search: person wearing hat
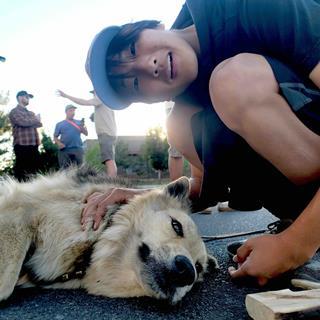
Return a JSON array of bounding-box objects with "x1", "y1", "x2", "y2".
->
[
  {"x1": 56, "y1": 89, "x2": 117, "y2": 177},
  {"x1": 82, "y1": 0, "x2": 320, "y2": 286},
  {"x1": 53, "y1": 104, "x2": 88, "y2": 168},
  {"x1": 9, "y1": 90, "x2": 42, "y2": 181}
]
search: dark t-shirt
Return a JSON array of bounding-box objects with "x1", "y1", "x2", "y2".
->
[
  {"x1": 178, "y1": 0, "x2": 320, "y2": 107},
  {"x1": 172, "y1": 0, "x2": 320, "y2": 218}
]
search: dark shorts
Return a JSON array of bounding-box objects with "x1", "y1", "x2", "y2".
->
[{"x1": 192, "y1": 57, "x2": 320, "y2": 219}]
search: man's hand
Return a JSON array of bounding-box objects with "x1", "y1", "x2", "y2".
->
[
  {"x1": 56, "y1": 141, "x2": 65, "y2": 149},
  {"x1": 56, "y1": 89, "x2": 67, "y2": 98},
  {"x1": 228, "y1": 233, "x2": 312, "y2": 286},
  {"x1": 81, "y1": 188, "x2": 147, "y2": 230}
]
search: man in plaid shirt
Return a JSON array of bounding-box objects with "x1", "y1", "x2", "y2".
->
[{"x1": 9, "y1": 90, "x2": 42, "y2": 181}]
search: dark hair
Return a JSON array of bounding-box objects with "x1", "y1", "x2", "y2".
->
[
  {"x1": 107, "y1": 20, "x2": 160, "y2": 57},
  {"x1": 106, "y1": 20, "x2": 160, "y2": 96}
]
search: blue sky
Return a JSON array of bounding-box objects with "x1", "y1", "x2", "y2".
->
[{"x1": 0, "y1": 0, "x2": 184, "y2": 137}]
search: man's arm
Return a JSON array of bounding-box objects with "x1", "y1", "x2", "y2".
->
[
  {"x1": 309, "y1": 62, "x2": 320, "y2": 88},
  {"x1": 57, "y1": 90, "x2": 99, "y2": 106},
  {"x1": 80, "y1": 125, "x2": 88, "y2": 136},
  {"x1": 53, "y1": 124, "x2": 65, "y2": 149},
  {"x1": 9, "y1": 109, "x2": 42, "y2": 128},
  {"x1": 189, "y1": 164, "x2": 202, "y2": 202},
  {"x1": 53, "y1": 136, "x2": 65, "y2": 149},
  {"x1": 229, "y1": 188, "x2": 320, "y2": 285}
]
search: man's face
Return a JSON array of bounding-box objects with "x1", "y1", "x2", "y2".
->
[
  {"x1": 18, "y1": 95, "x2": 30, "y2": 106},
  {"x1": 66, "y1": 108, "x2": 76, "y2": 119},
  {"x1": 109, "y1": 28, "x2": 198, "y2": 104}
]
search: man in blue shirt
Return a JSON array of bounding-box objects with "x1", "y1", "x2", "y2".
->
[{"x1": 54, "y1": 105, "x2": 88, "y2": 168}]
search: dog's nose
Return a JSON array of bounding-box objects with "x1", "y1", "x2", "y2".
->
[{"x1": 170, "y1": 255, "x2": 195, "y2": 287}]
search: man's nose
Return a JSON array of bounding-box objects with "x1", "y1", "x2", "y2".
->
[{"x1": 136, "y1": 56, "x2": 160, "y2": 78}]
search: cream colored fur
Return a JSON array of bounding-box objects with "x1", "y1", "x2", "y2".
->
[{"x1": 0, "y1": 167, "x2": 216, "y2": 304}]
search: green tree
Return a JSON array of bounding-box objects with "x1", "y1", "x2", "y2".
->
[
  {"x1": 85, "y1": 142, "x2": 104, "y2": 170},
  {"x1": 0, "y1": 91, "x2": 12, "y2": 174},
  {"x1": 39, "y1": 132, "x2": 59, "y2": 173},
  {"x1": 142, "y1": 126, "x2": 169, "y2": 179},
  {"x1": 85, "y1": 140, "x2": 148, "y2": 177}
]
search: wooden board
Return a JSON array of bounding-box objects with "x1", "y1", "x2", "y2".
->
[{"x1": 246, "y1": 288, "x2": 320, "y2": 320}]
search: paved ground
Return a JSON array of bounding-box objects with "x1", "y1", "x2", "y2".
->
[{"x1": 1, "y1": 206, "x2": 319, "y2": 320}]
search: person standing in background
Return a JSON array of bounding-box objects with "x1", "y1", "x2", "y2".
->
[
  {"x1": 9, "y1": 90, "x2": 42, "y2": 181},
  {"x1": 56, "y1": 89, "x2": 117, "y2": 177},
  {"x1": 165, "y1": 101, "x2": 184, "y2": 181},
  {"x1": 54, "y1": 104, "x2": 88, "y2": 168}
]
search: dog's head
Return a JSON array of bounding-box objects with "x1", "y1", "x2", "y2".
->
[{"x1": 93, "y1": 177, "x2": 216, "y2": 304}]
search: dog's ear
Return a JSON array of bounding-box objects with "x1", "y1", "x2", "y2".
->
[{"x1": 164, "y1": 176, "x2": 190, "y2": 201}]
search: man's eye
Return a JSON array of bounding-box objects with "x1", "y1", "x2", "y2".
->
[
  {"x1": 171, "y1": 218, "x2": 184, "y2": 237},
  {"x1": 133, "y1": 77, "x2": 139, "y2": 91},
  {"x1": 129, "y1": 42, "x2": 136, "y2": 56}
]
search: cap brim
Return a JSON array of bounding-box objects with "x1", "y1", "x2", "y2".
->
[
  {"x1": 86, "y1": 26, "x2": 130, "y2": 110},
  {"x1": 28, "y1": 94, "x2": 34, "y2": 99}
]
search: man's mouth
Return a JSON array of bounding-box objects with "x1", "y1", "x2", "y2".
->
[{"x1": 168, "y1": 52, "x2": 176, "y2": 80}]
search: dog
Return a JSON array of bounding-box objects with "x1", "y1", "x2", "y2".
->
[{"x1": 0, "y1": 166, "x2": 217, "y2": 304}]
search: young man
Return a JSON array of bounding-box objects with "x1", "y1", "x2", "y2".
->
[
  {"x1": 9, "y1": 90, "x2": 42, "y2": 181},
  {"x1": 54, "y1": 105, "x2": 88, "y2": 168},
  {"x1": 56, "y1": 89, "x2": 117, "y2": 177},
  {"x1": 83, "y1": 0, "x2": 320, "y2": 285}
]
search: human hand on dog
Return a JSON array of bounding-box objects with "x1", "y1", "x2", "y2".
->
[
  {"x1": 81, "y1": 188, "x2": 147, "y2": 230},
  {"x1": 228, "y1": 233, "x2": 311, "y2": 286}
]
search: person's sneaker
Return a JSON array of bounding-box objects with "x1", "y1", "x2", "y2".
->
[
  {"x1": 198, "y1": 206, "x2": 214, "y2": 214},
  {"x1": 226, "y1": 219, "x2": 293, "y2": 258},
  {"x1": 227, "y1": 240, "x2": 246, "y2": 258},
  {"x1": 266, "y1": 219, "x2": 293, "y2": 234},
  {"x1": 217, "y1": 201, "x2": 235, "y2": 212}
]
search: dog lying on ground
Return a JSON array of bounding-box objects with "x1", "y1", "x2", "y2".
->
[{"x1": 0, "y1": 167, "x2": 217, "y2": 304}]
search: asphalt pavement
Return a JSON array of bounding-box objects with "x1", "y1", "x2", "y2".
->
[{"x1": 1, "y1": 206, "x2": 319, "y2": 320}]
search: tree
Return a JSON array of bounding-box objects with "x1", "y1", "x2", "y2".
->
[
  {"x1": 142, "y1": 126, "x2": 169, "y2": 179},
  {"x1": 0, "y1": 91, "x2": 12, "y2": 174},
  {"x1": 85, "y1": 140, "x2": 148, "y2": 177},
  {"x1": 85, "y1": 142, "x2": 105, "y2": 171},
  {"x1": 39, "y1": 132, "x2": 59, "y2": 173}
]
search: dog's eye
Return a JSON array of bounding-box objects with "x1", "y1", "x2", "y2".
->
[
  {"x1": 171, "y1": 218, "x2": 184, "y2": 237},
  {"x1": 195, "y1": 261, "x2": 203, "y2": 274}
]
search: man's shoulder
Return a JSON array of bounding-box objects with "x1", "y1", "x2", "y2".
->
[
  {"x1": 9, "y1": 105, "x2": 22, "y2": 114},
  {"x1": 55, "y1": 120, "x2": 67, "y2": 127},
  {"x1": 95, "y1": 103, "x2": 114, "y2": 113}
]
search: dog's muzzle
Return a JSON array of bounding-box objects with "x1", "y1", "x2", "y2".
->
[
  {"x1": 150, "y1": 255, "x2": 196, "y2": 300},
  {"x1": 167, "y1": 255, "x2": 195, "y2": 287}
]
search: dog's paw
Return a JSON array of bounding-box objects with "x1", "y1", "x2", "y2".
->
[{"x1": 207, "y1": 254, "x2": 219, "y2": 271}]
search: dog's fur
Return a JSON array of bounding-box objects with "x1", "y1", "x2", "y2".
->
[{"x1": 0, "y1": 167, "x2": 217, "y2": 304}]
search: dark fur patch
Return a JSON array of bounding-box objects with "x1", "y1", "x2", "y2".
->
[{"x1": 71, "y1": 165, "x2": 131, "y2": 187}]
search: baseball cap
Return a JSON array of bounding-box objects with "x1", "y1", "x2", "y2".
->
[
  {"x1": 65, "y1": 104, "x2": 77, "y2": 112},
  {"x1": 86, "y1": 26, "x2": 130, "y2": 110},
  {"x1": 16, "y1": 90, "x2": 34, "y2": 99}
]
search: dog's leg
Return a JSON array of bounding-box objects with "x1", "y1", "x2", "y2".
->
[{"x1": 0, "y1": 220, "x2": 33, "y2": 301}]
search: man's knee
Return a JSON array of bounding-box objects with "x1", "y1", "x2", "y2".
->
[{"x1": 209, "y1": 53, "x2": 278, "y2": 130}]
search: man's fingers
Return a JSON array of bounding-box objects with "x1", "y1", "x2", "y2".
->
[
  {"x1": 236, "y1": 241, "x2": 252, "y2": 262},
  {"x1": 257, "y1": 276, "x2": 269, "y2": 286},
  {"x1": 93, "y1": 215, "x2": 103, "y2": 230},
  {"x1": 228, "y1": 265, "x2": 248, "y2": 278}
]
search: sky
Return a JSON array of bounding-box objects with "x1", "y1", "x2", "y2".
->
[{"x1": 0, "y1": 0, "x2": 184, "y2": 138}]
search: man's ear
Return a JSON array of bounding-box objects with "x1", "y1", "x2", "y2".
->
[{"x1": 164, "y1": 176, "x2": 190, "y2": 202}]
